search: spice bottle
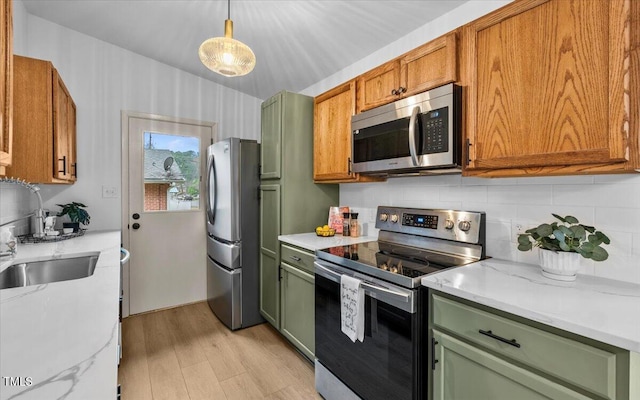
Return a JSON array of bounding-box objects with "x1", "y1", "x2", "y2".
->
[
  {"x1": 350, "y1": 212, "x2": 359, "y2": 237},
  {"x1": 342, "y1": 212, "x2": 350, "y2": 236}
]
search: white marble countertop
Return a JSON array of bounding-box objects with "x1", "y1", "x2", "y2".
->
[
  {"x1": 422, "y1": 259, "x2": 640, "y2": 353},
  {"x1": 278, "y1": 232, "x2": 378, "y2": 252},
  {"x1": 0, "y1": 231, "x2": 121, "y2": 400}
]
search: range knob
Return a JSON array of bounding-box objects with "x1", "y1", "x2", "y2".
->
[
  {"x1": 458, "y1": 221, "x2": 471, "y2": 232},
  {"x1": 444, "y1": 219, "x2": 455, "y2": 230},
  {"x1": 390, "y1": 214, "x2": 399, "y2": 223},
  {"x1": 379, "y1": 213, "x2": 389, "y2": 222}
]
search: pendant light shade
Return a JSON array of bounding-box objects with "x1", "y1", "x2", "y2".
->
[{"x1": 199, "y1": 1, "x2": 256, "y2": 77}]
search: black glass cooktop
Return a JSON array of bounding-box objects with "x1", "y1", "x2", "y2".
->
[{"x1": 317, "y1": 240, "x2": 475, "y2": 288}]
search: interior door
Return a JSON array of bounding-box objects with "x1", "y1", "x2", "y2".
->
[{"x1": 123, "y1": 112, "x2": 215, "y2": 315}]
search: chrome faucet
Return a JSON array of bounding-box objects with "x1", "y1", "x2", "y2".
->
[{"x1": 0, "y1": 177, "x2": 45, "y2": 238}]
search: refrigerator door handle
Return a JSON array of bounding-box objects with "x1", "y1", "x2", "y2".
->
[{"x1": 206, "y1": 153, "x2": 216, "y2": 225}]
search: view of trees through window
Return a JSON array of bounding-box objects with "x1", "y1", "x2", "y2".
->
[{"x1": 143, "y1": 131, "x2": 200, "y2": 211}]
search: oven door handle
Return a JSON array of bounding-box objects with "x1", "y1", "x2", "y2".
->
[
  {"x1": 408, "y1": 105, "x2": 421, "y2": 166},
  {"x1": 315, "y1": 261, "x2": 410, "y2": 303}
]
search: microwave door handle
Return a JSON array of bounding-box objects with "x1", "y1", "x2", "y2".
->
[{"x1": 408, "y1": 106, "x2": 421, "y2": 166}]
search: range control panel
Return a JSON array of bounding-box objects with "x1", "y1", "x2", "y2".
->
[
  {"x1": 375, "y1": 206, "x2": 485, "y2": 245},
  {"x1": 403, "y1": 213, "x2": 438, "y2": 229}
]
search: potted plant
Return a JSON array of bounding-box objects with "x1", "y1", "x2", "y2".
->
[
  {"x1": 517, "y1": 214, "x2": 610, "y2": 281},
  {"x1": 57, "y1": 202, "x2": 90, "y2": 232}
]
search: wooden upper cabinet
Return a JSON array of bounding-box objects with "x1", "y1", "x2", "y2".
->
[
  {"x1": 6, "y1": 56, "x2": 77, "y2": 183},
  {"x1": 53, "y1": 71, "x2": 76, "y2": 181},
  {"x1": 314, "y1": 81, "x2": 382, "y2": 183},
  {"x1": 401, "y1": 32, "x2": 458, "y2": 98},
  {"x1": 462, "y1": 0, "x2": 637, "y2": 176},
  {"x1": 356, "y1": 60, "x2": 401, "y2": 113},
  {"x1": 0, "y1": 0, "x2": 12, "y2": 176},
  {"x1": 356, "y1": 32, "x2": 458, "y2": 113}
]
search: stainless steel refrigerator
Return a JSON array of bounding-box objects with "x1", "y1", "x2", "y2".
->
[{"x1": 206, "y1": 138, "x2": 263, "y2": 330}]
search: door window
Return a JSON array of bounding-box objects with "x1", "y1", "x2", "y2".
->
[{"x1": 142, "y1": 131, "x2": 200, "y2": 212}]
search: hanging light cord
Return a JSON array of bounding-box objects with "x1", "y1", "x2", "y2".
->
[{"x1": 227, "y1": 0, "x2": 230, "y2": 20}]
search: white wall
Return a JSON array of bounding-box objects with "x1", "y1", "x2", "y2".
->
[
  {"x1": 1, "y1": 0, "x2": 263, "y2": 232},
  {"x1": 302, "y1": 0, "x2": 640, "y2": 285}
]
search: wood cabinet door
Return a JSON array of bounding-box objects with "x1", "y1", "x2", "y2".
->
[
  {"x1": 356, "y1": 60, "x2": 401, "y2": 113},
  {"x1": 463, "y1": 0, "x2": 630, "y2": 173},
  {"x1": 260, "y1": 93, "x2": 282, "y2": 180},
  {"x1": 432, "y1": 330, "x2": 590, "y2": 400},
  {"x1": 0, "y1": 0, "x2": 12, "y2": 174},
  {"x1": 313, "y1": 81, "x2": 356, "y2": 181},
  {"x1": 401, "y1": 32, "x2": 457, "y2": 98},
  {"x1": 280, "y1": 261, "x2": 315, "y2": 360},
  {"x1": 259, "y1": 184, "x2": 281, "y2": 329},
  {"x1": 53, "y1": 69, "x2": 74, "y2": 181}
]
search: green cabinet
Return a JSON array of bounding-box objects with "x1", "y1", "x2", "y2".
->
[
  {"x1": 430, "y1": 291, "x2": 635, "y2": 400},
  {"x1": 433, "y1": 330, "x2": 589, "y2": 400},
  {"x1": 259, "y1": 91, "x2": 339, "y2": 330},
  {"x1": 280, "y1": 256, "x2": 315, "y2": 360},
  {"x1": 259, "y1": 184, "x2": 280, "y2": 327}
]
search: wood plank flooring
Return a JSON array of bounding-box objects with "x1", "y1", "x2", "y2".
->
[{"x1": 118, "y1": 302, "x2": 320, "y2": 400}]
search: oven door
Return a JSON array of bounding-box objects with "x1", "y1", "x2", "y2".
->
[{"x1": 314, "y1": 260, "x2": 423, "y2": 400}]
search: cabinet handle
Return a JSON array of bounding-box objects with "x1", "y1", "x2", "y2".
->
[
  {"x1": 465, "y1": 138, "x2": 471, "y2": 166},
  {"x1": 348, "y1": 157, "x2": 352, "y2": 175},
  {"x1": 398, "y1": 86, "x2": 406, "y2": 94},
  {"x1": 58, "y1": 156, "x2": 67, "y2": 175},
  {"x1": 72, "y1": 163, "x2": 77, "y2": 178},
  {"x1": 391, "y1": 88, "x2": 398, "y2": 95},
  {"x1": 478, "y1": 329, "x2": 521, "y2": 348},
  {"x1": 431, "y1": 337, "x2": 439, "y2": 370},
  {"x1": 289, "y1": 255, "x2": 302, "y2": 262}
]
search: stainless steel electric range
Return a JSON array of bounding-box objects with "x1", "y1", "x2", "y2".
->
[{"x1": 314, "y1": 206, "x2": 486, "y2": 400}]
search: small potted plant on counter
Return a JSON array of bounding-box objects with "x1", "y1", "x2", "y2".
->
[
  {"x1": 517, "y1": 214, "x2": 610, "y2": 281},
  {"x1": 57, "y1": 202, "x2": 91, "y2": 233}
]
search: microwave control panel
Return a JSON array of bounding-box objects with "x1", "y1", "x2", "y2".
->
[{"x1": 421, "y1": 107, "x2": 448, "y2": 154}]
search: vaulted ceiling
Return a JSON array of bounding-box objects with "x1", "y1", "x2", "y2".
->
[{"x1": 21, "y1": 0, "x2": 466, "y2": 100}]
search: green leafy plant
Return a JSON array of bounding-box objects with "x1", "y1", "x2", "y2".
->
[
  {"x1": 517, "y1": 214, "x2": 610, "y2": 261},
  {"x1": 57, "y1": 202, "x2": 91, "y2": 226}
]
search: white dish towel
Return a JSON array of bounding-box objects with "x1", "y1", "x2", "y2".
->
[{"x1": 340, "y1": 274, "x2": 365, "y2": 343}]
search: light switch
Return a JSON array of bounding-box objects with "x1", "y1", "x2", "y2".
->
[{"x1": 102, "y1": 186, "x2": 119, "y2": 198}]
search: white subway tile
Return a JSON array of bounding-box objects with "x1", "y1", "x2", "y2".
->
[
  {"x1": 516, "y1": 205, "x2": 595, "y2": 225},
  {"x1": 488, "y1": 185, "x2": 553, "y2": 205},
  {"x1": 440, "y1": 185, "x2": 487, "y2": 203},
  {"x1": 595, "y1": 207, "x2": 640, "y2": 233},
  {"x1": 516, "y1": 175, "x2": 594, "y2": 185},
  {"x1": 594, "y1": 174, "x2": 640, "y2": 185},
  {"x1": 554, "y1": 184, "x2": 640, "y2": 208},
  {"x1": 486, "y1": 219, "x2": 511, "y2": 242}
]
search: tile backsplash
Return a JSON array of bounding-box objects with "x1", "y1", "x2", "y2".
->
[
  {"x1": 0, "y1": 182, "x2": 37, "y2": 236},
  {"x1": 341, "y1": 174, "x2": 640, "y2": 284}
]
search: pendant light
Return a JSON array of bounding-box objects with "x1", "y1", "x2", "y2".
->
[{"x1": 199, "y1": 0, "x2": 256, "y2": 77}]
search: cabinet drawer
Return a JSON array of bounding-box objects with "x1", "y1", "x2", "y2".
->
[
  {"x1": 432, "y1": 294, "x2": 617, "y2": 399},
  {"x1": 280, "y1": 244, "x2": 314, "y2": 274}
]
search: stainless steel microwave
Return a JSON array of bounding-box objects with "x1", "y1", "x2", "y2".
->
[{"x1": 351, "y1": 83, "x2": 462, "y2": 176}]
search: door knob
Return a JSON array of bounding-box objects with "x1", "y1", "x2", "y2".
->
[
  {"x1": 132, "y1": 213, "x2": 140, "y2": 220},
  {"x1": 132, "y1": 223, "x2": 141, "y2": 230}
]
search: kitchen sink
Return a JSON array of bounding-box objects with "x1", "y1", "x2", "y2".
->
[{"x1": 0, "y1": 254, "x2": 98, "y2": 289}]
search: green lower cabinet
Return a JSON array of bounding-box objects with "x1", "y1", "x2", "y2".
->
[
  {"x1": 280, "y1": 262, "x2": 315, "y2": 360},
  {"x1": 432, "y1": 330, "x2": 590, "y2": 400}
]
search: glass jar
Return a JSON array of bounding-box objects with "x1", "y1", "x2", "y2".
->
[
  {"x1": 342, "y1": 212, "x2": 351, "y2": 236},
  {"x1": 350, "y1": 212, "x2": 359, "y2": 237}
]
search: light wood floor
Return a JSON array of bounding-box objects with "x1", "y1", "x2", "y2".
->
[{"x1": 118, "y1": 302, "x2": 321, "y2": 400}]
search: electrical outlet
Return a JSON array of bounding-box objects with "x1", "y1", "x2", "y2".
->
[
  {"x1": 102, "y1": 186, "x2": 119, "y2": 198},
  {"x1": 511, "y1": 219, "x2": 531, "y2": 243}
]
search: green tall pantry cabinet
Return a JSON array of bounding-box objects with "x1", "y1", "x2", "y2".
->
[{"x1": 259, "y1": 91, "x2": 338, "y2": 342}]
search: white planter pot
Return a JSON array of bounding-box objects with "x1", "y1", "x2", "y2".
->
[{"x1": 538, "y1": 249, "x2": 581, "y2": 281}]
